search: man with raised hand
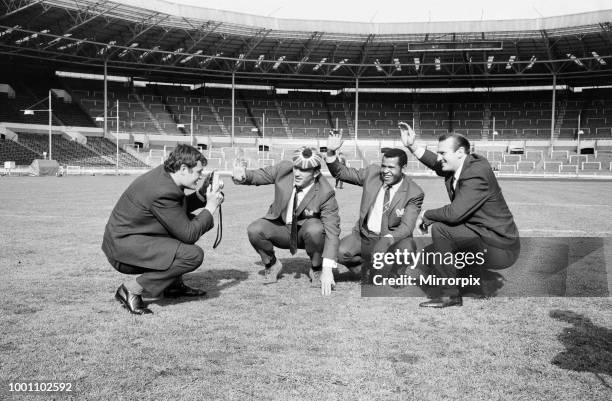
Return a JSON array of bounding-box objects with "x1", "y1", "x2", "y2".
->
[
  {"x1": 398, "y1": 122, "x2": 520, "y2": 308},
  {"x1": 102, "y1": 144, "x2": 224, "y2": 315},
  {"x1": 232, "y1": 147, "x2": 340, "y2": 296},
  {"x1": 325, "y1": 131, "x2": 424, "y2": 283}
]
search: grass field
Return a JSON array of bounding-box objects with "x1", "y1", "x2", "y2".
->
[{"x1": 1, "y1": 174, "x2": 611, "y2": 400}]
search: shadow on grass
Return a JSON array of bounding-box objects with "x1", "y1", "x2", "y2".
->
[
  {"x1": 151, "y1": 269, "x2": 249, "y2": 306},
  {"x1": 255, "y1": 258, "x2": 361, "y2": 283},
  {"x1": 549, "y1": 309, "x2": 612, "y2": 388},
  {"x1": 256, "y1": 257, "x2": 311, "y2": 280}
]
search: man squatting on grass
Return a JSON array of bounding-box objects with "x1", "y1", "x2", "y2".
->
[
  {"x1": 232, "y1": 147, "x2": 340, "y2": 295},
  {"x1": 398, "y1": 122, "x2": 520, "y2": 308},
  {"x1": 102, "y1": 144, "x2": 224, "y2": 315},
  {"x1": 325, "y1": 130, "x2": 424, "y2": 282}
]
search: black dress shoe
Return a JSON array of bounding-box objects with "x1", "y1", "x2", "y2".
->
[
  {"x1": 115, "y1": 285, "x2": 153, "y2": 315},
  {"x1": 164, "y1": 282, "x2": 207, "y2": 298},
  {"x1": 419, "y1": 296, "x2": 463, "y2": 308}
]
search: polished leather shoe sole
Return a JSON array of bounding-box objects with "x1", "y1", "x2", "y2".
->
[
  {"x1": 115, "y1": 286, "x2": 153, "y2": 315},
  {"x1": 419, "y1": 297, "x2": 463, "y2": 308}
]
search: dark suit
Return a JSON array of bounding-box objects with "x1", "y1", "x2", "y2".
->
[
  {"x1": 241, "y1": 160, "x2": 340, "y2": 266},
  {"x1": 335, "y1": 154, "x2": 347, "y2": 189},
  {"x1": 327, "y1": 158, "x2": 424, "y2": 276},
  {"x1": 102, "y1": 165, "x2": 214, "y2": 296},
  {"x1": 419, "y1": 150, "x2": 520, "y2": 296}
]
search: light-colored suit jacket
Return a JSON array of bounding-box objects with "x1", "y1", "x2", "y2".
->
[
  {"x1": 327, "y1": 158, "x2": 424, "y2": 240},
  {"x1": 241, "y1": 160, "x2": 340, "y2": 260}
]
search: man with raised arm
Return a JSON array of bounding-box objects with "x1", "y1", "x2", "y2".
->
[
  {"x1": 325, "y1": 131, "x2": 424, "y2": 282},
  {"x1": 232, "y1": 147, "x2": 340, "y2": 296},
  {"x1": 102, "y1": 144, "x2": 224, "y2": 315},
  {"x1": 398, "y1": 122, "x2": 520, "y2": 308}
]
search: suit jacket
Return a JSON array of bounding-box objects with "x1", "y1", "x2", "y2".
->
[
  {"x1": 101, "y1": 165, "x2": 214, "y2": 270},
  {"x1": 327, "y1": 158, "x2": 424, "y2": 240},
  {"x1": 419, "y1": 150, "x2": 520, "y2": 249},
  {"x1": 241, "y1": 160, "x2": 340, "y2": 260}
]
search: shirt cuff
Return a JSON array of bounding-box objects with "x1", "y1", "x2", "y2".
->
[
  {"x1": 322, "y1": 258, "x2": 337, "y2": 269},
  {"x1": 413, "y1": 147, "x2": 426, "y2": 159},
  {"x1": 325, "y1": 155, "x2": 337, "y2": 163}
]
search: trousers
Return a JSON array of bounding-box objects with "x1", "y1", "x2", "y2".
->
[
  {"x1": 109, "y1": 242, "x2": 204, "y2": 297},
  {"x1": 338, "y1": 230, "x2": 417, "y2": 281},
  {"x1": 426, "y1": 222, "x2": 520, "y2": 296},
  {"x1": 247, "y1": 218, "x2": 325, "y2": 266}
]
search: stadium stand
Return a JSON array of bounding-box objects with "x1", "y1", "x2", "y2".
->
[
  {"x1": 0, "y1": 138, "x2": 40, "y2": 166},
  {"x1": 0, "y1": 3, "x2": 610, "y2": 175},
  {"x1": 2, "y1": 74, "x2": 612, "y2": 175}
]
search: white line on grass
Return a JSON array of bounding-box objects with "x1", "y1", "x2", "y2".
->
[
  {"x1": 520, "y1": 229, "x2": 612, "y2": 235},
  {"x1": 508, "y1": 202, "x2": 611, "y2": 208}
]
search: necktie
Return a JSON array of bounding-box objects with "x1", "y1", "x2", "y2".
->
[
  {"x1": 380, "y1": 185, "x2": 391, "y2": 233},
  {"x1": 289, "y1": 187, "x2": 301, "y2": 255},
  {"x1": 449, "y1": 176, "x2": 456, "y2": 200}
]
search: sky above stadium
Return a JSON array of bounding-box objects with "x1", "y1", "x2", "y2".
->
[{"x1": 170, "y1": 0, "x2": 609, "y2": 23}]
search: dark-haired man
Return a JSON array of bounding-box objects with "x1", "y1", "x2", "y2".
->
[
  {"x1": 233, "y1": 146, "x2": 340, "y2": 296},
  {"x1": 399, "y1": 122, "x2": 520, "y2": 308},
  {"x1": 325, "y1": 131, "x2": 424, "y2": 281},
  {"x1": 102, "y1": 144, "x2": 224, "y2": 315}
]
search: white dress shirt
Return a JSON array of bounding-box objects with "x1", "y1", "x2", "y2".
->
[
  {"x1": 285, "y1": 182, "x2": 314, "y2": 224},
  {"x1": 452, "y1": 157, "x2": 466, "y2": 190},
  {"x1": 413, "y1": 147, "x2": 464, "y2": 190},
  {"x1": 367, "y1": 179, "x2": 403, "y2": 234}
]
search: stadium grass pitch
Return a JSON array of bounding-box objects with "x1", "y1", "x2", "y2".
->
[{"x1": 1, "y1": 175, "x2": 611, "y2": 400}]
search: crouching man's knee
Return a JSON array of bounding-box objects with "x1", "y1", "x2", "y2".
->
[
  {"x1": 247, "y1": 219, "x2": 265, "y2": 244},
  {"x1": 301, "y1": 219, "x2": 324, "y2": 241},
  {"x1": 176, "y1": 243, "x2": 204, "y2": 272}
]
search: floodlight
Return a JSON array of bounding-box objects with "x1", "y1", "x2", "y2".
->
[
  {"x1": 332, "y1": 59, "x2": 348, "y2": 72},
  {"x1": 374, "y1": 59, "x2": 383, "y2": 72},
  {"x1": 592, "y1": 51, "x2": 606, "y2": 65},
  {"x1": 272, "y1": 56, "x2": 286, "y2": 70},
  {"x1": 313, "y1": 58, "x2": 327, "y2": 71}
]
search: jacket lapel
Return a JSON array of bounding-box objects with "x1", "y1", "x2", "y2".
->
[
  {"x1": 278, "y1": 175, "x2": 294, "y2": 216},
  {"x1": 387, "y1": 178, "x2": 409, "y2": 213}
]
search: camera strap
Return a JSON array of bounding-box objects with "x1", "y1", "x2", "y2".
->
[{"x1": 213, "y1": 196, "x2": 223, "y2": 249}]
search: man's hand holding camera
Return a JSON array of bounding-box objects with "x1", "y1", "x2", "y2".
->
[{"x1": 199, "y1": 170, "x2": 224, "y2": 214}]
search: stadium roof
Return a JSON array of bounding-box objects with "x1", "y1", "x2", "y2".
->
[{"x1": 1, "y1": 0, "x2": 611, "y2": 88}]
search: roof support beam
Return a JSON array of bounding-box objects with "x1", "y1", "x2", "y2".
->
[
  {"x1": 171, "y1": 21, "x2": 223, "y2": 66},
  {"x1": 232, "y1": 28, "x2": 270, "y2": 71},
  {"x1": 0, "y1": 0, "x2": 43, "y2": 21},
  {"x1": 293, "y1": 31, "x2": 323, "y2": 74},
  {"x1": 355, "y1": 33, "x2": 375, "y2": 76}
]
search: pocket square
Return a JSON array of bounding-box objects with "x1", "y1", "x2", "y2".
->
[
  {"x1": 395, "y1": 208, "x2": 405, "y2": 217},
  {"x1": 304, "y1": 209, "x2": 314, "y2": 217}
]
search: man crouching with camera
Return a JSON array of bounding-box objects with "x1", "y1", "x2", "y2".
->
[{"x1": 102, "y1": 144, "x2": 224, "y2": 315}]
